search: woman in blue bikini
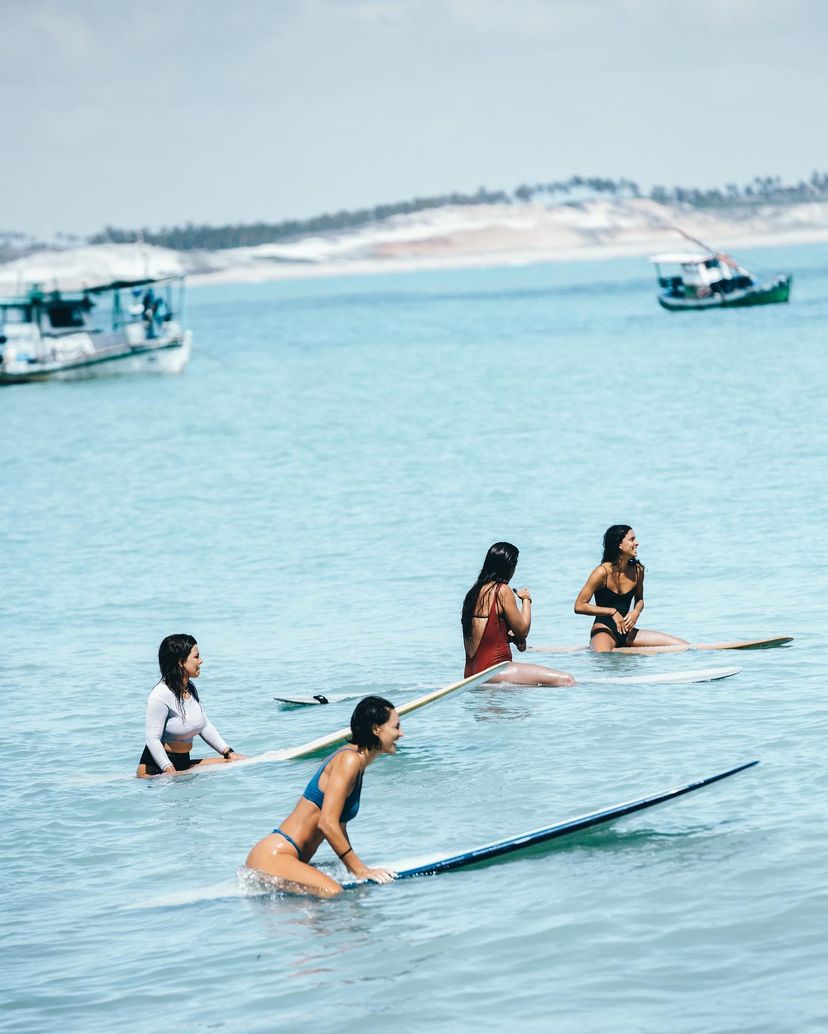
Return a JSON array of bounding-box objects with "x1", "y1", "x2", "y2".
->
[
  {"x1": 574, "y1": 525, "x2": 687, "y2": 652},
  {"x1": 245, "y1": 696, "x2": 402, "y2": 896}
]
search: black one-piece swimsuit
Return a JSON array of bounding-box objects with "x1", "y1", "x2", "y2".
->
[{"x1": 591, "y1": 570, "x2": 637, "y2": 646}]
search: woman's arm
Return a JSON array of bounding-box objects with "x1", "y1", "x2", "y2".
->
[
  {"x1": 499, "y1": 585, "x2": 532, "y2": 638},
  {"x1": 574, "y1": 567, "x2": 625, "y2": 633},
  {"x1": 198, "y1": 709, "x2": 244, "y2": 760},
  {"x1": 574, "y1": 567, "x2": 613, "y2": 616},
  {"x1": 317, "y1": 753, "x2": 394, "y2": 884},
  {"x1": 145, "y1": 692, "x2": 175, "y2": 774}
]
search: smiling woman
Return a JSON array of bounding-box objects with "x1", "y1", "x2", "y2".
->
[
  {"x1": 135, "y1": 634, "x2": 246, "y2": 777},
  {"x1": 243, "y1": 696, "x2": 403, "y2": 896},
  {"x1": 574, "y1": 526, "x2": 688, "y2": 652}
]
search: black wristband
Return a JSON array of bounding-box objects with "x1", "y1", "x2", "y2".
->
[
  {"x1": 337, "y1": 846, "x2": 354, "y2": 860},
  {"x1": 222, "y1": 747, "x2": 234, "y2": 758}
]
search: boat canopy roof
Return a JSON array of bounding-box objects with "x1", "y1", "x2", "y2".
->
[
  {"x1": 649, "y1": 252, "x2": 713, "y2": 265},
  {"x1": 0, "y1": 243, "x2": 185, "y2": 299}
]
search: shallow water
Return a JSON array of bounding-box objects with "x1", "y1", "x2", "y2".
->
[{"x1": 2, "y1": 243, "x2": 827, "y2": 1032}]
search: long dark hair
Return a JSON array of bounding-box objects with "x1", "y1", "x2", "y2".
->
[
  {"x1": 601, "y1": 525, "x2": 643, "y2": 571},
  {"x1": 158, "y1": 633, "x2": 199, "y2": 705},
  {"x1": 349, "y1": 696, "x2": 395, "y2": 751},
  {"x1": 461, "y1": 541, "x2": 519, "y2": 640}
]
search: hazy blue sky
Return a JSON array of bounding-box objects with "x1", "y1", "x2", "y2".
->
[{"x1": 3, "y1": 0, "x2": 826, "y2": 237}]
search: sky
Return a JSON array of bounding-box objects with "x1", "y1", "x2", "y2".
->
[{"x1": 3, "y1": 0, "x2": 827, "y2": 237}]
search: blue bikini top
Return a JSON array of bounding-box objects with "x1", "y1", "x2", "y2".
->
[{"x1": 302, "y1": 746, "x2": 364, "y2": 822}]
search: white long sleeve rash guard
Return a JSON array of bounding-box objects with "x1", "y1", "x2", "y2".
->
[{"x1": 144, "y1": 681, "x2": 230, "y2": 772}]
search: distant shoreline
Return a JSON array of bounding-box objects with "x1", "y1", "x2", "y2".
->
[
  {"x1": 4, "y1": 197, "x2": 828, "y2": 294},
  {"x1": 186, "y1": 198, "x2": 828, "y2": 286}
]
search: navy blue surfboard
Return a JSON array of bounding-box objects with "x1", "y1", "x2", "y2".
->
[{"x1": 346, "y1": 761, "x2": 758, "y2": 886}]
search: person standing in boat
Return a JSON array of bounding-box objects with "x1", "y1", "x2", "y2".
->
[
  {"x1": 574, "y1": 525, "x2": 687, "y2": 652},
  {"x1": 136, "y1": 634, "x2": 246, "y2": 777},
  {"x1": 462, "y1": 542, "x2": 574, "y2": 686}
]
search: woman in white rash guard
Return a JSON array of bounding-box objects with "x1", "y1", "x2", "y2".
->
[{"x1": 136, "y1": 634, "x2": 246, "y2": 777}]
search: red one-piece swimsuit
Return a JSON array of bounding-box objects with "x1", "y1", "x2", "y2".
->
[{"x1": 464, "y1": 586, "x2": 513, "y2": 677}]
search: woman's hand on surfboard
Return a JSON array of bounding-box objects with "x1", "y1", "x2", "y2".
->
[
  {"x1": 224, "y1": 751, "x2": 247, "y2": 761},
  {"x1": 354, "y1": 866, "x2": 396, "y2": 884}
]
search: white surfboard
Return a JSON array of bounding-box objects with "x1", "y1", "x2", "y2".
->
[
  {"x1": 273, "y1": 665, "x2": 741, "y2": 705},
  {"x1": 529, "y1": 636, "x2": 793, "y2": 656},
  {"x1": 168, "y1": 662, "x2": 510, "y2": 775}
]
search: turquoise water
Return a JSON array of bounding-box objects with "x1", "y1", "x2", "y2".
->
[{"x1": 2, "y1": 243, "x2": 826, "y2": 1033}]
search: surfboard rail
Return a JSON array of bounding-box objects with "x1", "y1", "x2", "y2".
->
[
  {"x1": 343, "y1": 760, "x2": 759, "y2": 886},
  {"x1": 274, "y1": 661, "x2": 509, "y2": 761},
  {"x1": 274, "y1": 665, "x2": 741, "y2": 705},
  {"x1": 179, "y1": 662, "x2": 511, "y2": 773},
  {"x1": 529, "y1": 636, "x2": 792, "y2": 656}
]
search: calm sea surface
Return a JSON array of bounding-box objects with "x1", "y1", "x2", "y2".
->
[{"x1": 2, "y1": 244, "x2": 826, "y2": 1033}]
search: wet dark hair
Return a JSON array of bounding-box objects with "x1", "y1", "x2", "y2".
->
[
  {"x1": 349, "y1": 696, "x2": 395, "y2": 751},
  {"x1": 461, "y1": 541, "x2": 519, "y2": 640},
  {"x1": 601, "y1": 525, "x2": 643, "y2": 569},
  {"x1": 158, "y1": 633, "x2": 200, "y2": 705}
]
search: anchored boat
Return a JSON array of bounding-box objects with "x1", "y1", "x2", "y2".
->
[
  {"x1": 650, "y1": 229, "x2": 791, "y2": 312},
  {"x1": 0, "y1": 246, "x2": 192, "y2": 385}
]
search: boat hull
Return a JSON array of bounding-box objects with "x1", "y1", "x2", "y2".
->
[
  {"x1": 0, "y1": 332, "x2": 191, "y2": 385},
  {"x1": 658, "y1": 275, "x2": 792, "y2": 312}
]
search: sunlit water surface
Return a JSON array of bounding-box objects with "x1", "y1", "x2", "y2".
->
[{"x1": 2, "y1": 244, "x2": 827, "y2": 1033}]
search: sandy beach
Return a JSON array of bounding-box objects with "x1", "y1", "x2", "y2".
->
[
  {"x1": 3, "y1": 197, "x2": 828, "y2": 294},
  {"x1": 184, "y1": 197, "x2": 828, "y2": 286}
]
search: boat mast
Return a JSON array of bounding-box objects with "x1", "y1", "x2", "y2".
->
[{"x1": 673, "y1": 226, "x2": 751, "y2": 277}]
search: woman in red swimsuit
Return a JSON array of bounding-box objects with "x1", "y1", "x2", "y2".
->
[{"x1": 462, "y1": 542, "x2": 574, "y2": 686}]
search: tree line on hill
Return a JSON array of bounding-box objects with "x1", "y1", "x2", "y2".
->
[{"x1": 36, "y1": 171, "x2": 828, "y2": 254}]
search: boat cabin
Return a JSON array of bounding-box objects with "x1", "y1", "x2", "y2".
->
[
  {"x1": 650, "y1": 252, "x2": 753, "y2": 301},
  {"x1": 0, "y1": 275, "x2": 189, "y2": 383}
]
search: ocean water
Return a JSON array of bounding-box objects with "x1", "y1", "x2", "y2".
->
[{"x1": 1, "y1": 243, "x2": 826, "y2": 1033}]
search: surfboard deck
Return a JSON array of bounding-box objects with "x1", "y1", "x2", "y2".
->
[
  {"x1": 274, "y1": 665, "x2": 741, "y2": 705},
  {"x1": 342, "y1": 760, "x2": 759, "y2": 887},
  {"x1": 529, "y1": 636, "x2": 793, "y2": 656},
  {"x1": 175, "y1": 662, "x2": 510, "y2": 774}
]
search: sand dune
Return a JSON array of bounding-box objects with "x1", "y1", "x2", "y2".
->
[{"x1": 3, "y1": 198, "x2": 827, "y2": 292}]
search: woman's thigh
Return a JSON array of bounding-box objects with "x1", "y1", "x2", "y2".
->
[
  {"x1": 488, "y1": 663, "x2": 575, "y2": 687},
  {"x1": 249, "y1": 854, "x2": 342, "y2": 896},
  {"x1": 245, "y1": 836, "x2": 343, "y2": 896},
  {"x1": 589, "y1": 630, "x2": 617, "y2": 652},
  {"x1": 628, "y1": 628, "x2": 688, "y2": 646}
]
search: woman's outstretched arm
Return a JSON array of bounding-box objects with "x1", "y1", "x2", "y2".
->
[{"x1": 317, "y1": 753, "x2": 394, "y2": 884}]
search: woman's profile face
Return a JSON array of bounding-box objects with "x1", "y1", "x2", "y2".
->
[
  {"x1": 181, "y1": 644, "x2": 202, "y2": 680},
  {"x1": 621, "y1": 529, "x2": 638, "y2": 556},
  {"x1": 373, "y1": 710, "x2": 403, "y2": 754}
]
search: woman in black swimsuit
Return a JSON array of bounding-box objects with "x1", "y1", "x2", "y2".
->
[{"x1": 574, "y1": 525, "x2": 688, "y2": 652}]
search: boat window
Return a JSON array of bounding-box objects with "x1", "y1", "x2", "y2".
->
[
  {"x1": 0, "y1": 305, "x2": 32, "y2": 323},
  {"x1": 47, "y1": 303, "x2": 86, "y2": 328}
]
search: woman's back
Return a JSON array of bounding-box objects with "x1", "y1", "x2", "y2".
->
[{"x1": 464, "y1": 583, "x2": 512, "y2": 676}]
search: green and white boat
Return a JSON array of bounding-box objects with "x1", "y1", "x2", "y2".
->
[{"x1": 650, "y1": 231, "x2": 791, "y2": 311}]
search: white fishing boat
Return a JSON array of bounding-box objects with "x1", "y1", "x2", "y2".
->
[{"x1": 0, "y1": 245, "x2": 192, "y2": 385}]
